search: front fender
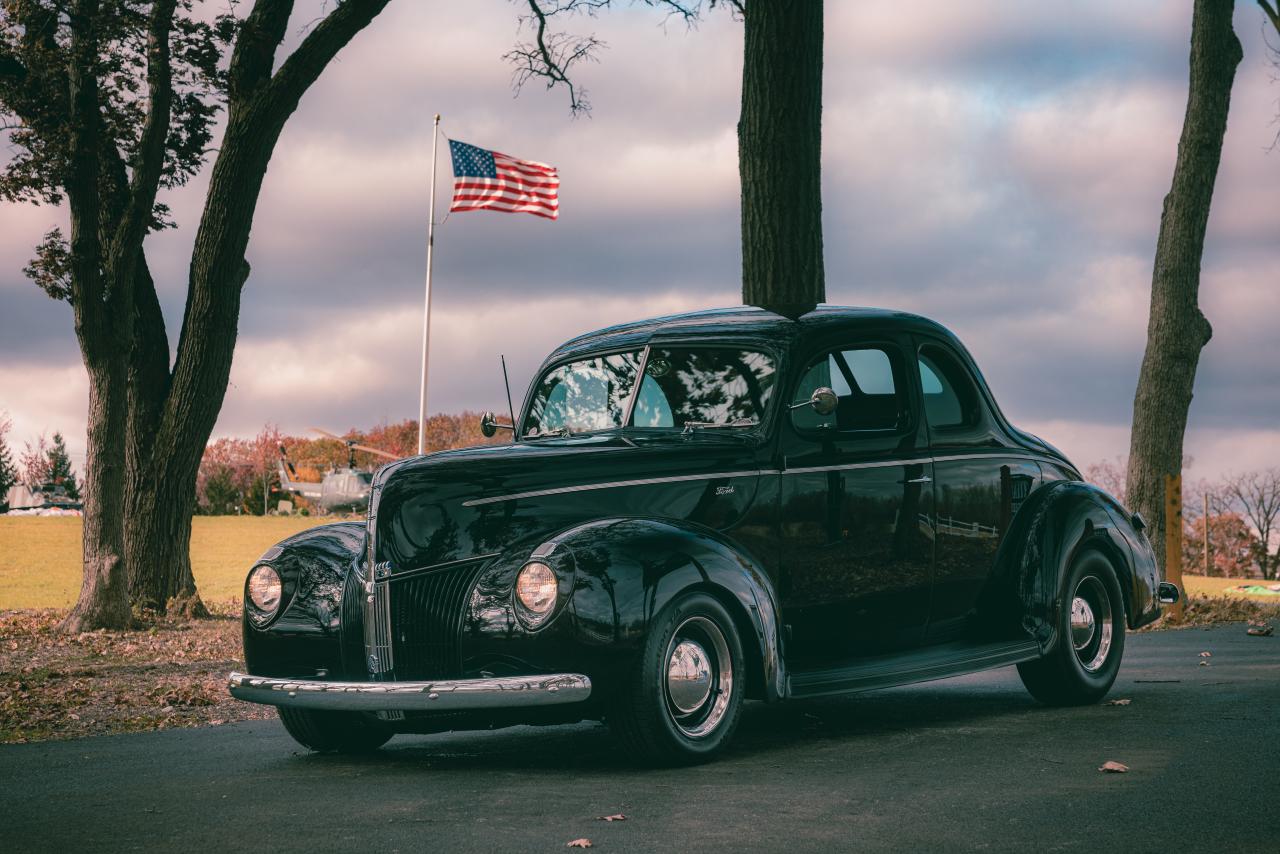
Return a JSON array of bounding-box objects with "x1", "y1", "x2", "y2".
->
[
  {"x1": 241, "y1": 521, "x2": 365, "y2": 678},
  {"x1": 981, "y1": 481, "x2": 1160, "y2": 653},
  {"x1": 462, "y1": 517, "x2": 785, "y2": 702}
]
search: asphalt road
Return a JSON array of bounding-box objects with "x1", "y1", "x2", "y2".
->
[{"x1": 3, "y1": 626, "x2": 1277, "y2": 853}]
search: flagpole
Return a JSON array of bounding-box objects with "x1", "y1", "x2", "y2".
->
[{"x1": 417, "y1": 114, "x2": 441, "y2": 456}]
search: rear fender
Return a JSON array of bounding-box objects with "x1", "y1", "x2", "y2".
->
[{"x1": 983, "y1": 481, "x2": 1159, "y2": 653}]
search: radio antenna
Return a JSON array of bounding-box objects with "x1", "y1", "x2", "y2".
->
[{"x1": 501, "y1": 354, "x2": 518, "y2": 442}]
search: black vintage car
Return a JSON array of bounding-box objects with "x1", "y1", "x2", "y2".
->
[{"x1": 229, "y1": 306, "x2": 1178, "y2": 763}]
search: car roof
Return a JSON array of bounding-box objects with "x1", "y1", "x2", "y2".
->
[{"x1": 544, "y1": 305, "x2": 955, "y2": 364}]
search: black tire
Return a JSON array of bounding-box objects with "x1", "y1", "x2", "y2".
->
[
  {"x1": 278, "y1": 707, "x2": 392, "y2": 753},
  {"x1": 609, "y1": 592, "x2": 745, "y2": 765},
  {"x1": 1018, "y1": 548, "x2": 1126, "y2": 706}
]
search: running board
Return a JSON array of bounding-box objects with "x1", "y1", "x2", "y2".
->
[{"x1": 787, "y1": 640, "x2": 1042, "y2": 699}]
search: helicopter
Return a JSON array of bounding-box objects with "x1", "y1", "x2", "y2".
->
[{"x1": 276, "y1": 428, "x2": 400, "y2": 514}]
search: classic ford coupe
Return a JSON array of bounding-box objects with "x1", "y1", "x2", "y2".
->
[{"x1": 229, "y1": 306, "x2": 1178, "y2": 763}]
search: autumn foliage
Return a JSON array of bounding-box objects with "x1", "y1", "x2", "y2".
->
[{"x1": 195, "y1": 414, "x2": 502, "y2": 515}]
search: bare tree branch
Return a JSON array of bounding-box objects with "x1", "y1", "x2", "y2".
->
[
  {"x1": 1220, "y1": 468, "x2": 1280, "y2": 578},
  {"x1": 112, "y1": 0, "x2": 178, "y2": 270},
  {"x1": 267, "y1": 0, "x2": 392, "y2": 113},
  {"x1": 506, "y1": 0, "x2": 735, "y2": 115},
  {"x1": 228, "y1": 0, "x2": 295, "y2": 98},
  {"x1": 65, "y1": 0, "x2": 106, "y2": 337},
  {"x1": 506, "y1": 0, "x2": 602, "y2": 116},
  {"x1": 1259, "y1": 0, "x2": 1280, "y2": 34}
]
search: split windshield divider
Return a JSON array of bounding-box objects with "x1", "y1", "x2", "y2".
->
[{"x1": 619, "y1": 344, "x2": 652, "y2": 431}]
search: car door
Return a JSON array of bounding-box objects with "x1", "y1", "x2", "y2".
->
[
  {"x1": 778, "y1": 335, "x2": 934, "y2": 667},
  {"x1": 916, "y1": 337, "x2": 1041, "y2": 644}
]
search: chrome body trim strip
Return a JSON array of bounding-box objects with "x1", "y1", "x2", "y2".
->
[
  {"x1": 462, "y1": 469, "x2": 768, "y2": 507},
  {"x1": 459, "y1": 451, "x2": 1063, "y2": 507},
  {"x1": 782, "y1": 458, "x2": 923, "y2": 476},
  {"x1": 930, "y1": 452, "x2": 1048, "y2": 465},
  {"x1": 228, "y1": 671, "x2": 591, "y2": 712}
]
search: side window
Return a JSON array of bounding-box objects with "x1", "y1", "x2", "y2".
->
[
  {"x1": 918, "y1": 345, "x2": 981, "y2": 430},
  {"x1": 792, "y1": 346, "x2": 905, "y2": 433}
]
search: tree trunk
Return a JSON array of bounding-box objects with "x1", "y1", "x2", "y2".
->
[
  {"x1": 126, "y1": 468, "x2": 204, "y2": 615},
  {"x1": 61, "y1": 0, "x2": 133, "y2": 631},
  {"x1": 62, "y1": 358, "x2": 133, "y2": 632},
  {"x1": 739, "y1": 0, "x2": 824, "y2": 318},
  {"x1": 1126, "y1": 0, "x2": 1242, "y2": 571}
]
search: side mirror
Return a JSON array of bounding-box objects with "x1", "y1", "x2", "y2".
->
[
  {"x1": 790, "y1": 387, "x2": 839, "y2": 416},
  {"x1": 480, "y1": 411, "x2": 514, "y2": 438}
]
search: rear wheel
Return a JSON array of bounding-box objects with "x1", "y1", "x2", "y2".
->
[
  {"x1": 278, "y1": 707, "x2": 392, "y2": 753},
  {"x1": 1018, "y1": 548, "x2": 1126, "y2": 705},
  {"x1": 609, "y1": 592, "x2": 744, "y2": 765}
]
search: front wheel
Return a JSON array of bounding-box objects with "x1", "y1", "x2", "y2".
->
[
  {"x1": 609, "y1": 592, "x2": 745, "y2": 765},
  {"x1": 1018, "y1": 548, "x2": 1126, "y2": 706},
  {"x1": 278, "y1": 707, "x2": 392, "y2": 753}
]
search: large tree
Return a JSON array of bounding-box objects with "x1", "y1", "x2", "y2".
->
[
  {"x1": 1, "y1": 0, "x2": 394, "y2": 630},
  {"x1": 515, "y1": 0, "x2": 824, "y2": 316},
  {"x1": 1125, "y1": 0, "x2": 1242, "y2": 571}
]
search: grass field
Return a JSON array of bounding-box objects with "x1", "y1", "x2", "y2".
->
[
  {"x1": 1, "y1": 516, "x2": 1277, "y2": 610},
  {"x1": 0, "y1": 516, "x2": 333, "y2": 609}
]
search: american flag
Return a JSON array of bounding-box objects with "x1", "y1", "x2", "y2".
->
[{"x1": 448, "y1": 139, "x2": 559, "y2": 220}]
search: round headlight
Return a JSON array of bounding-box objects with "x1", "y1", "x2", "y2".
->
[
  {"x1": 247, "y1": 564, "x2": 282, "y2": 622},
  {"x1": 515, "y1": 561, "x2": 557, "y2": 617}
]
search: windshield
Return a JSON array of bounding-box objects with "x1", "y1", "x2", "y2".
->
[
  {"x1": 523, "y1": 346, "x2": 777, "y2": 437},
  {"x1": 631, "y1": 347, "x2": 777, "y2": 430},
  {"x1": 523, "y1": 351, "x2": 643, "y2": 437}
]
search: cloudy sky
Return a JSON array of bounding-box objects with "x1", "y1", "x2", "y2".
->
[{"x1": 1, "y1": 0, "x2": 1277, "y2": 482}]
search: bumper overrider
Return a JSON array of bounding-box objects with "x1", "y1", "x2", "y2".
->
[{"x1": 227, "y1": 672, "x2": 592, "y2": 712}]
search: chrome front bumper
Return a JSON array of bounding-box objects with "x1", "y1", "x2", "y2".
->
[{"x1": 227, "y1": 671, "x2": 591, "y2": 712}]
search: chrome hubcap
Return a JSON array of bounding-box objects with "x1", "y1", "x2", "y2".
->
[
  {"x1": 1070, "y1": 597, "x2": 1096, "y2": 650},
  {"x1": 1071, "y1": 576, "x2": 1113, "y2": 673},
  {"x1": 666, "y1": 640, "x2": 712, "y2": 714},
  {"x1": 664, "y1": 616, "x2": 733, "y2": 738}
]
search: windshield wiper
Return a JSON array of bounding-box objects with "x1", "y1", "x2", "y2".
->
[
  {"x1": 524, "y1": 426, "x2": 576, "y2": 440},
  {"x1": 681, "y1": 418, "x2": 759, "y2": 435}
]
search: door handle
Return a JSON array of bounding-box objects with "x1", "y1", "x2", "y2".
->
[{"x1": 901, "y1": 475, "x2": 932, "y2": 484}]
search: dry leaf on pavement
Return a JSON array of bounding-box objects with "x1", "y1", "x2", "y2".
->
[
  {"x1": 566, "y1": 840, "x2": 592, "y2": 849},
  {"x1": 599, "y1": 814, "x2": 627, "y2": 822},
  {"x1": 1104, "y1": 698, "x2": 1131, "y2": 706},
  {"x1": 1098, "y1": 761, "x2": 1129, "y2": 773},
  {"x1": 1199, "y1": 651, "x2": 1212, "y2": 657}
]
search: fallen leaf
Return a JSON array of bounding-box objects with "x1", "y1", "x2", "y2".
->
[
  {"x1": 1198, "y1": 661, "x2": 1209, "y2": 667},
  {"x1": 599, "y1": 814, "x2": 626, "y2": 822},
  {"x1": 1199, "y1": 651, "x2": 1212, "y2": 658},
  {"x1": 1098, "y1": 761, "x2": 1129, "y2": 773},
  {"x1": 1104, "y1": 699, "x2": 1131, "y2": 706},
  {"x1": 566, "y1": 840, "x2": 592, "y2": 849}
]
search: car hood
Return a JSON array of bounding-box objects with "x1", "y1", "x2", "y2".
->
[{"x1": 369, "y1": 433, "x2": 765, "y2": 573}]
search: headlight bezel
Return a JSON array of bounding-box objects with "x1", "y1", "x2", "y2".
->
[
  {"x1": 512, "y1": 560, "x2": 560, "y2": 629},
  {"x1": 245, "y1": 563, "x2": 284, "y2": 627}
]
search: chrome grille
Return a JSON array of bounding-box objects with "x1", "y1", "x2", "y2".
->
[
  {"x1": 389, "y1": 562, "x2": 484, "y2": 681},
  {"x1": 362, "y1": 471, "x2": 394, "y2": 677}
]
